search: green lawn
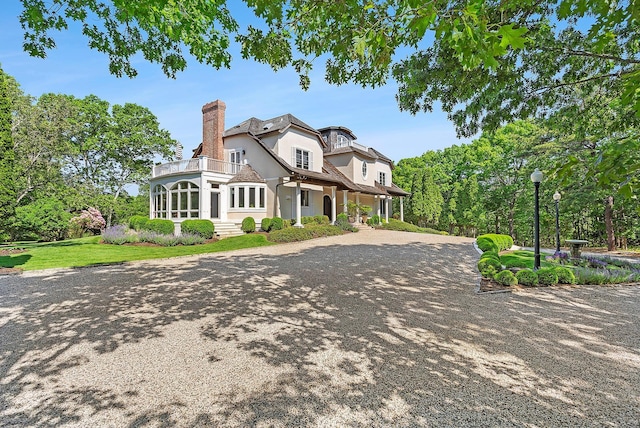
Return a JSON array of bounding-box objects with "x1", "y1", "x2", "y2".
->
[{"x1": 0, "y1": 234, "x2": 275, "y2": 271}]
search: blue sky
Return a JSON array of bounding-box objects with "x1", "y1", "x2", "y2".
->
[{"x1": 0, "y1": 1, "x2": 473, "y2": 163}]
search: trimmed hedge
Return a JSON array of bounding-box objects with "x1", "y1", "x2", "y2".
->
[
  {"x1": 270, "y1": 217, "x2": 284, "y2": 231},
  {"x1": 495, "y1": 270, "x2": 518, "y2": 286},
  {"x1": 480, "y1": 251, "x2": 500, "y2": 262},
  {"x1": 241, "y1": 217, "x2": 256, "y2": 233},
  {"x1": 515, "y1": 269, "x2": 538, "y2": 286},
  {"x1": 143, "y1": 219, "x2": 175, "y2": 235},
  {"x1": 476, "y1": 234, "x2": 514, "y2": 252},
  {"x1": 477, "y1": 257, "x2": 502, "y2": 274},
  {"x1": 129, "y1": 215, "x2": 149, "y2": 231},
  {"x1": 554, "y1": 266, "x2": 576, "y2": 284},
  {"x1": 476, "y1": 236, "x2": 499, "y2": 253},
  {"x1": 181, "y1": 219, "x2": 215, "y2": 239},
  {"x1": 381, "y1": 219, "x2": 448, "y2": 235},
  {"x1": 261, "y1": 217, "x2": 272, "y2": 232},
  {"x1": 537, "y1": 267, "x2": 559, "y2": 286},
  {"x1": 268, "y1": 224, "x2": 344, "y2": 243}
]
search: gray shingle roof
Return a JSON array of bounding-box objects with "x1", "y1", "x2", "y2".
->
[{"x1": 227, "y1": 164, "x2": 265, "y2": 183}]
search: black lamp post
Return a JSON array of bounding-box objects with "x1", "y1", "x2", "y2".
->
[
  {"x1": 530, "y1": 168, "x2": 543, "y2": 270},
  {"x1": 553, "y1": 191, "x2": 561, "y2": 253}
]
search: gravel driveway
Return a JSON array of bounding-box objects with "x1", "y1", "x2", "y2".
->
[{"x1": 1, "y1": 230, "x2": 639, "y2": 427}]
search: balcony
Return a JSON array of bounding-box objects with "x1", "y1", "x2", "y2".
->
[
  {"x1": 152, "y1": 157, "x2": 242, "y2": 178},
  {"x1": 325, "y1": 140, "x2": 369, "y2": 153}
]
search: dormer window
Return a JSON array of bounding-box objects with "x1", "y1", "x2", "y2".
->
[
  {"x1": 336, "y1": 134, "x2": 349, "y2": 148},
  {"x1": 362, "y1": 161, "x2": 368, "y2": 179},
  {"x1": 378, "y1": 171, "x2": 387, "y2": 186},
  {"x1": 294, "y1": 147, "x2": 312, "y2": 170}
]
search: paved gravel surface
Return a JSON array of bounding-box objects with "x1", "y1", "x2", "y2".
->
[{"x1": 1, "y1": 230, "x2": 639, "y2": 427}]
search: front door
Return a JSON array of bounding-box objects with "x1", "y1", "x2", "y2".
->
[
  {"x1": 211, "y1": 192, "x2": 220, "y2": 219},
  {"x1": 323, "y1": 195, "x2": 331, "y2": 217}
]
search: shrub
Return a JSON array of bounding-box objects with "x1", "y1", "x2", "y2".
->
[
  {"x1": 495, "y1": 270, "x2": 518, "y2": 286},
  {"x1": 13, "y1": 197, "x2": 72, "y2": 241},
  {"x1": 477, "y1": 257, "x2": 501, "y2": 273},
  {"x1": 314, "y1": 215, "x2": 330, "y2": 225},
  {"x1": 175, "y1": 233, "x2": 206, "y2": 245},
  {"x1": 261, "y1": 217, "x2": 272, "y2": 232},
  {"x1": 515, "y1": 269, "x2": 538, "y2": 286},
  {"x1": 554, "y1": 266, "x2": 576, "y2": 284},
  {"x1": 476, "y1": 234, "x2": 514, "y2": 252},
  {"x1": 537, "y1": 267, "x2": 559, "y2": 286},
  {"x1": 139, "y1": 230, "x2": 180, "y2": 246},
  {"x1": 476, "y1": 236, "x2": 499, "y2": 253},
  {"x1": 241, "y1": 216, "x2": 256, "y2": 233},
  {"x1": 381, "y1": 219, "x2": 448, "y2": 235},
  {"x1": 271, "y1": 217, "x2": 284, "y2": 231},
  {"x1": 101, "y1": 225, "x2": 138, "y2": 245},
  {"x1": 301, "y1": 216, "x2": 314, "y2": 225},
  {"x1": 69, "y1": 207, "x2": 106, "y2": 236},
  {"x1": 480, "y1": 251, "x2": 500, "y2": 262},
  {"x1": 335, "y1": 213, "x2": 357, "y2": 232},
  {"x1": 268, "y1": 224, "x2": 344, "y2": 243},
  {"x1": 181, "y1": 219, "x2": 215, "y2": 239},
  {"x1": 480, "y1": 265, "x2": 497, "y2": 279},
  {"x1": 129, "y1": 215, "x2": 149, "y2": 231},
  {"x1": 143, "y1": 219, "x2": 175, "y2": 235}
]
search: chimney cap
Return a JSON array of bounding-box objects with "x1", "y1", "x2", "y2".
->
[{"x1": 202, "y1": 100, "x2": 226, "y2": 113}]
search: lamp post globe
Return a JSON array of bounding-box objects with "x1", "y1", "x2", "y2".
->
[
  {"x1": 553, "y1": 191, "x2": 561, "y2": 253},
  {"x1": 530, "y1": 169, "x2": 543, "y2": 270}
]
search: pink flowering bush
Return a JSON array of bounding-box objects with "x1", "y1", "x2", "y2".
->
[{"x1": 69, "y1": 207, "x2": 107, "y2": 237}]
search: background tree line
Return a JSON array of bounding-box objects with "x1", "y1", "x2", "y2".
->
[
  {"x1": 394, "y1": 120, "x2": 639, "y2": 250},
  {"x1": 0, "y1": 67, "x2": 175, "y2": 242}
]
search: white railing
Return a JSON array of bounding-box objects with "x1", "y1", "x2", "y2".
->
[
  {"x1": 152, "y1": 157, "x2": 242, "y2": 177},
  {"x1": 327, "y1": 140, "x2": 369, "y2": 153},
  {"x1": 207, "y1": 158, "x2": 243, "y2": 175}
]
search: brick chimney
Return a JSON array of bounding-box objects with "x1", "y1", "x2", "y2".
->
[{"x1": 201, "y1": 100, "x2": 226, "y2": 160}]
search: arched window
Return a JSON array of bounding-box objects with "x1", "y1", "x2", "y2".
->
[
  {"x1": 170, "y1": 181, "x2": 199, "y2": 218},
  {"x1": 336, "y1": 134, "x2": 349, "y2": 148},
  {"x1": 362, "y1": 161, "x2": 368, "y2": 179},
  {"x1": 152, "y1": 184, "x2": 168, "y2": 218}
]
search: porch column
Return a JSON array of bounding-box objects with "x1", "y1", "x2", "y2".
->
[
  {"x1": 331, "y1": 186, "x2": 337, "y2": 225},
  {"x1": 400, "y1": 196, "x2": 404, "y2": 222},
  {"x1": 294, "y1": 181, "x2": 303, "y2": 228},
  {"x1": 342, "y1": 190, "x2": 348, "y2": 213},
  {"x1": 149, "y1": 190, "x2": 154, "y2": 219},
  {"x1": 385, "y1": 197, "x2": 389, "y2": 223},
  {"x1": 356, "y1": 193, "x2": 361, "y2": 223}
]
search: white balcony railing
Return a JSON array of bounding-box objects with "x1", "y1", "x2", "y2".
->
[
  {"x1": 326, "y1": 140, "x2": 369, "y2": 153},
  {"x1": 152, "y1": 157, "x2": 242, "y2": 178}
]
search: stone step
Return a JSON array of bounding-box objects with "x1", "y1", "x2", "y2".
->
[{"x1": 213, "y1": 222, "x2": 244, "y2": 238}]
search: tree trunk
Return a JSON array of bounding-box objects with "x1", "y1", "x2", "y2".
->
[
  {"x1": 509, "y1": 200, "x2": 515, "y2": 236},
  {"x1": 604, "y1": 195, "x2": 615, "y2": 251}
]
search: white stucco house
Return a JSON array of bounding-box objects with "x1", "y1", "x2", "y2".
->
[{"x1": 149, "y1": 100, "x2": 409, "y2": 234}]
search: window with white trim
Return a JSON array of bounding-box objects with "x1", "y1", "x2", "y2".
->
[
  {"x1": 170, "y1": 181, "x2": 199, "y2": 218},
  {"x1": 230, "y1": 150, "x2": 243, "y2": 164},
  {"x1": 301, "y1": 190, "x2": 310, "y2": 207},
  {"x1": 362, "y1": 161, "x2": 368, "y2": 179},
  {"x1": 378, "y1": 171, "x2": 387, "y2": 186},
  {"x1": 152, "y1": 184, "x2": 168, "y2": 218},
  {"x1": 293, "y1": 148, "x2": 312, "y2": 170},
  {"x1": 336, "y1": 134, "x2": 349, "y2": 148},
  {"x1": 229, "y1": 185, "x2": 266, "y2": 209}
]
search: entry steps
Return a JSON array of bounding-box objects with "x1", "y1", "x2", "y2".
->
[{"x1": 213, "y1": 221, "x2": 244, "y2": 238}]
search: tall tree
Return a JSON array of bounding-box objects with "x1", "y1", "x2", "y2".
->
[{"x1": 0, "y1": 66, "x2": 16, "y2": 239}]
